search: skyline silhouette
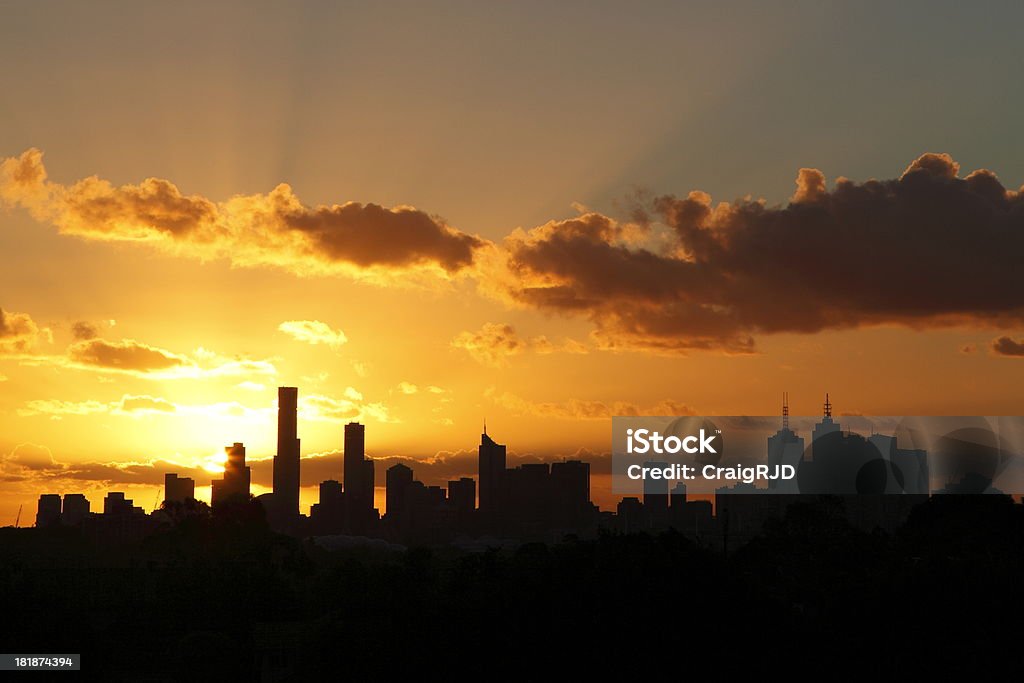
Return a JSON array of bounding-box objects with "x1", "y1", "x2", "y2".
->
[{"x1": 23, "y1": 384, "x2": 1019, "y2": 551}]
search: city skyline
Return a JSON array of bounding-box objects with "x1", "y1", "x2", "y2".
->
[
  {"x1": 23, "y1": 383, "x2": 1013, "y2": 531},
  {"x1": 3, "y1": 1, "x2": 1024, "y2": 527}
]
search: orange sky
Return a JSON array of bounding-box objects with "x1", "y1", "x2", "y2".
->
[{"x1": 2, "y1": 3, "x2": 1024, "y2": 521}]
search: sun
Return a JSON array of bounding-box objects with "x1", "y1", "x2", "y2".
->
[{"x1": 199, "y1": 450, "x2": 228, "y2": 475}]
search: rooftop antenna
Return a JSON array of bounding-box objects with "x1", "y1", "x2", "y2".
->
[
  {"x1": 824, "y1": 393, "x2": 832, "y2": 419},
  {"x1": 483, "y1": 418, "x2": 487, "y2": 436},
  {"x1": 782, "y1": 392, "x2": 789, "y2": 430}
]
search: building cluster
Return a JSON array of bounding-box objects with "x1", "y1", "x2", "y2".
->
[
  {"x1": 31, "y1": 387, "x2": 600, "y2": 544},
  {"x1": 31, "y1": 390, "x2": 944, "y2": 545}
]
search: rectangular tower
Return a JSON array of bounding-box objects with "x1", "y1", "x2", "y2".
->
[
  {"x1": 273, "y1": 387, "x2": 301, "y2": 518},
  {"x1": 478, "y1": 427, "x2": 506, "y2": 515},
  {"x1": 344, "y1": 422, "x2": 368, "y2": 514}
]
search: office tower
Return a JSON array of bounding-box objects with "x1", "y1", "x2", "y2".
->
[
  {"x1": 344, "y1": 421, "x2": 366, "y2": 506},
  {"x1": 104, "y1": 491, "x2": 134, "y2": 515},
  {"x1": 811, "y1": 393, "x2": 841, "y2": 458},
  {"x1": 343, "y1": 422, "x2": 376, "y2": 529},
  {"x1": 669, "y1": 482, "x2": 687, "y2": 506},
  {"x1": 362, "y1": 460, "x2": 375, "y2": 513},
  {"x1": 767, "y1": 392, "x2": 804, "y2": 492},
  {"x1": 164, "y1": 473, "x2": 196, "y2": 504},
  {"x1": 310, "y1": 479, "x2": 346, "y2": 534},
  {"x1": 447, "y1": 477, "x2": 476, "y2": 516},
  {"x1": 642, "y1": 461, "x2": 669, "y2": 528},
  {"x1": 61, "y1": 493, "x2": 90, "y2": 525},
  {"x1": 550, "y1": 460, "x2": 590, "y2": 513},
  {"x1": 616, "y1": 497, "x2": 644, "y2": 534},
  {"x1": 35, "y1": 493, "x2": 61, "y2": 528},
  {"x1": 868, "y1": 433, "x2": 930, "y2": 495},
  {"x1": 478, "y1": 424, "x2": 506, "y2": 514},
  {"x1": 386, "y1": 463, "x2": 414, "y2": 519},
  {"x1": 318, "y1": 479, "x2": 344, "y2": 510},
  {"x1": 273, "y1": 387, "x2": 301, "y2": 519},
  {"x1": 211, "y1": 442, "x2": 251, "y2": 507}
]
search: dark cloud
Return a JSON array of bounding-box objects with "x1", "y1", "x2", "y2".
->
[
  {"x1": 71, "y1": 321, "x2": 99, "y2": 341},
  {"x1": 281, "y1": 199, "x2": 482, "y2": 272},
  {"x1": 67, "y1": 338, "x2": 194, "y2": 373},
  {"x1": 992, "y1": 336, "x2": 1024, "y2": 357},
  {"x1": 503, "y1": 154, "x2": 1024, "y2": 352}
]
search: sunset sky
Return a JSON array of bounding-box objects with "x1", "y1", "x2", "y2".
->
[{"x1": 2, "y1": 1, "x2": 1023, "y2": 519}]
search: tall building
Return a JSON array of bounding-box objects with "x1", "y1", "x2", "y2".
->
[
  {"x1": 550, "y1": 460, "x2": 591, "y2": 526},
  {"x1": 212, "y1": 442, "x2": 251, "y2": 507},
  {"x1": 478, "y1": 424, "x2": 506, "y2": 515},
  {"x1": 273, "y1": 387, "x2": 301, "y2": 519},
  {"x1": 344, "y1": 421, "x2": 365, "y2": 504},
  {"x1": 767, "y1": 392, "x2": 804, "y2": 492},
  {"x1": 642, "y1": 461, "x2": 669, "y2": 528},
  {"x1": 386, "y1": 463, "x2": 414, "y2": 519},
  {"x1": 343, "y1": 422, "x2": 375, "y2": 528},
  {"x1": 36, "y1": 494, "x2": 61, "y2": 528},
  {"x1": 811, "y1": 393, "x2": 841, "y2": 457},
  {"x1": 447, "y1": 477, "x2": 476, "y2": 516},
  {"x1": 310, "y1": 479, "x2": 346, "y2": 534},
  {"x1": 164, "y1": 473, "x2": 196, "y2": 504},
  {"x1": 104, "y1": 492, "x2": 136, "y2": 516},
  {"x1": 61, "y1": 493, "x2": 90, "y2": 525}
]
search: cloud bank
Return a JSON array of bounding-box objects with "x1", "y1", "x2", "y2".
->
[
  {"x1": 1, "y1": 149, "x2": 485, "y2": 281},
  {"x1": 7, "y1": 150, "x2": 1024, "y2": 354},
  {"x1": 500, "y1": 153, "x2": 1024, "y2": 352}
]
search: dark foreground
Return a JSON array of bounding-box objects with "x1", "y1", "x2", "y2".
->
[{"x1": 2, "y1": 496, "x2": 1023, "y2": 680}]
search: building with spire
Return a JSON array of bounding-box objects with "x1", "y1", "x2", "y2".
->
[
  {"x1": 767, "y1": 392, "x2": 804, "y2": 492},
  {"x1": 478, "y1": 422, "x2": 506, "y2": 516},
  {"x1": 811, "y1": 392, "x2": 841, "y2": 458}
]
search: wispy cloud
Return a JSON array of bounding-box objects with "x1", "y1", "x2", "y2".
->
[
  {"x1": 451, "y1": 322, "x2": 587, "y2": 366},
  {"x1": 278, "y1": 320, "x2": 348, "y2": 349}
]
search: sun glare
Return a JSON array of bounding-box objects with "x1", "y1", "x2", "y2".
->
[{"x1": 200, "y1": 450, "x2": 228, "y2": 474}]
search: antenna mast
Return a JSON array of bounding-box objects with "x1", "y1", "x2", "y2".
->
[
  {"x1": 824, "y1": 393, "x2": 832, "y2": 419},
  {"x1": 782, "y1": 392, "x2": 789, "y2": 430}
]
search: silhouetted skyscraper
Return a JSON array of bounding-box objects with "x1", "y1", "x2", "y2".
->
[
  {"x1": 343, "y1": 422, "x2": 375, "y2": 528},
  {"x1": 310, "y1": 479, "x2": 346, "y2": 534},
  {"x1": 812, "y1": 393, "x2": 841, "y2": 456},
  {"x1": 164, "y1": 473, "x2": 195, "y2": 504},
  {"x1": 386, "y1": 463, "x2": 414, "y2": 519},
  {"x1": 447, "y1": 477, "x2": 476, "y2": 516},
  {"x1": 61, "y1": 493, "x2": 90, "y2": 525},
  {"x1": 104, "y1": 492, "x2": 136, "y2": 516},
  {"x1": 36, "y1": 493, "x2": 61, "y2": 528},
  {"x1": 768, "y1": 393, "x2": 804, "y2": 492},
  {"x1": 212, "y1": 442, "x2": 251, "y2": 507},
  {"x1": 643, "y1": 461, "x2": 669, "y2": 528},
  {"x1": 550, "y1": 460, "x2": 591, "y2": 526},
  {"x1": 273, "y1": 387, "x2": 301, "y2": 519},
  {"x1": 478, "y1": 425, "x2": 506, "y2": 515},
  {"x1": 344, "y1": 422, "x2": 365, "y2": 499}
]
